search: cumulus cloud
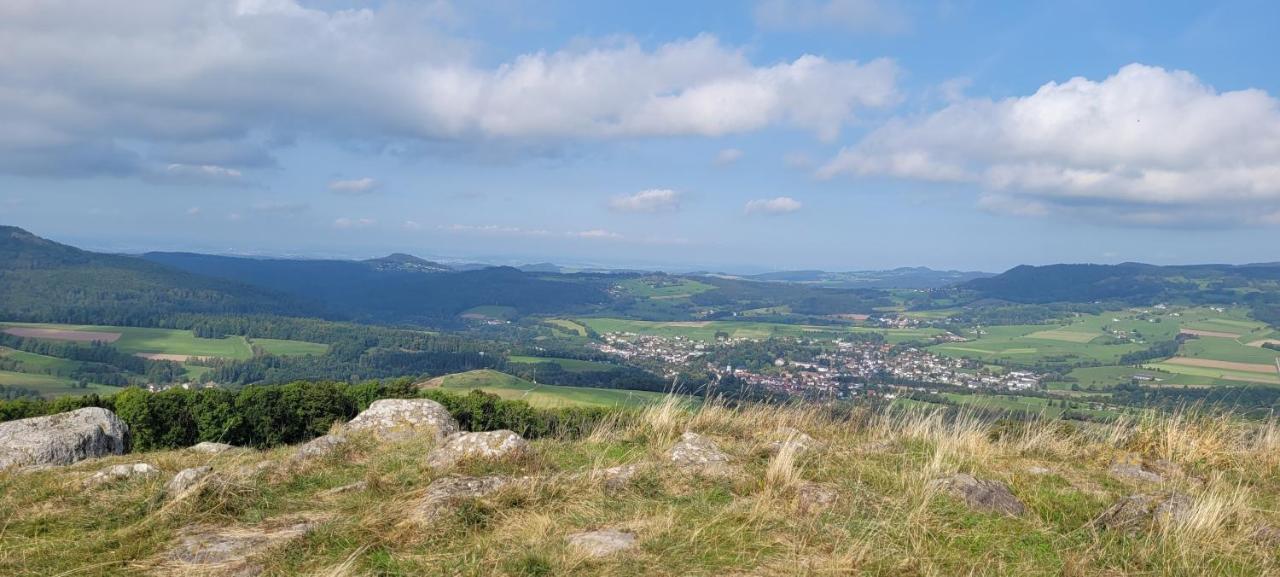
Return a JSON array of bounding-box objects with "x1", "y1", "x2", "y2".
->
[
  {"x1": 609, "y1": 189, "x2": 682, "y2": 213},
  {"x1": 754, "y1": 0, "x2": 909, "y2": 34},
  {"x1": 714, "y1": 148, "x2": 745, "y2": 166},
  {"x1": 820, "y1": 64, "x2": 1280, "y2": 225},
  {"x1": 0, "y1": 1, "x2": 898, "y2": 178},
  {"x1": 571, "y1": 229, "x2": 623, "y2": 239},
  {"x1": 328, "y1": 177, "x2": 379, "y2": 195},
  {"x1": 744, "y1": 196, "x2": 802, "y2": 215},
  {"x1": 333, "y1": 217, "x2": 376, "y2": 229}
]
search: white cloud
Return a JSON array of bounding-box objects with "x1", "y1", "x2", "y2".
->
[
  {"x1": 609, "y1": 189, "x2": 682, "y2": 213},
  {"x1": 0, "y1": 2, "x2": 899, "y2": 177},
  {"x1": 333, "y1": 217, "x2": 376, "y2": 229},
  {"x1": 754, "y1": 0, "x2": 909, "y2": 34},
  {"x1": 714, "y1": 148, "x2": 744, "y2": 166},
  {"x1": 328, "y1": 177, "x2": 379, "y2": 195},
  {"x1": 571, "y1": 229, "x2": 623, "y2": 239},
  {"x1": 164, "y1": 163, "x2": 242, "y2": 179},
  {"x1": 441, "y1": 224, "x2": 552, "y2": 237},
  {"x1": 744, "y1": 196, "x2": 802, "y2": 215},
  {"x1": 821, "y1": 64, "x2": 1280, "y2": 225}
]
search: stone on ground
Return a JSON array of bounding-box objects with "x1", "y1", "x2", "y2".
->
[
  {"x1": 319, "y1": 480, "x2": 369, "y2": 498},
  {"x1": 765, "y1": 426, "x2": 822, "y2": 455},
  {"x1": 931, "y1": 473, "x2": 1026, "y2": 516},
  {"x1": 1108, "y1": 454, "x2": 1166, "y2": 484},
  {"x1": 599, "y1": 463, "x2": 644, "y2": 494},
  {"x1": 83, "y1": 462, "x2": 160, "y2": 487},
  {"x1": 408, "y1": 475, "x2": 512, "y2": 524},
  {"x1": 156, "y1": 516, "x2": 322, "y2": 577},
  {"x1": 669, "y1": 432, "x2": 733, "y2": 477},
  {"x1": 166, "y1": 466, "x2": 214, "y2": 499},
  {"x1": 426, "y1": 430, "x2": 529, "y2": 469},
  {"x1": 795, "y1": 482, "x2": 839, "y2": 515},
  {"x1": 1094, "y1": 493, "x2": 1192, "y2": 532},
  {"x1": 566, "y1": 529, "x2": 638, "y2": 558},
  {"x1": 188, "y1": 442, "x2": 237, "y2": 454},
  {"x1": 346, "y1": 399, "x2": 458, "y2": 441},
  {"x1": 0, "y1": 407, "x2": 129, "y2": 470},
  {"x1": 292, "y1": 434, "x2": 348, "y2": 461}
]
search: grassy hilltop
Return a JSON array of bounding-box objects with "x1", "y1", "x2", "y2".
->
[{"x1": 3, "y1": 400, "x2": 1279, "y2": 576}]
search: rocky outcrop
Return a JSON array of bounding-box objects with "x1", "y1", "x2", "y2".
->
[
  {"x1": 931, "y1": 473, "x2": 1026, "y2": 516},
  {"x1": 408, "y1": 475, "x2": 512, "y2": 525},
  {"x1": 670, "y1": 432, "x2": 733, "y2": 477},
  {"x1": 156, "y1": 516, "x2": 323, "y2": 577},
  {"x1": 83, "y1": 462, "x2": 160, "y2": 487},
  {"x1": 188, "y1": 442, "x2": 237, "y2": 454},
  {"x1": 347, "y1": 399, "x2": 458, "y2": 441},
  {"x1": 426, "y1": 430, "x2": 530, "y2": 470},
  {"x1": 0, "y1": 408, "x2": 129, "y2": 470},
  {"x1": 599, "y1": 463, "x2": 644, "y2": 494},
  {"x1": 166, "y1": 466, "x2": 214, "y2": 499},
  {"x1": 566, "y1": 529, "x2": 637, "y2": 558},
  {"x1": 292, "y1": 434, "x2": 348, "y2": 462},
  {"x1": 1094, "y1": 493, "x2": 1192, "y2": 533}
]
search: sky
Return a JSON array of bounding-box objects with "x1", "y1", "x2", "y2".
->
[{"x1": 1, "y1": 0, "x2": 1279, "y2": 273}]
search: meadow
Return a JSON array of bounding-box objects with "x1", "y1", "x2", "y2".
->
[
  {"x1": 1, "y1": 322, "x2": 326, "y2": 360},
  {"x1": 421, "y1": 369, "x2": 677, "y2": 409},
  {"x1": 575, "y1": 317, "x2": 944, "y2": 344}
]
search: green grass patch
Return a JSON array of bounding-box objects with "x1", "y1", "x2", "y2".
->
[
  {"x1": 251, "y1": 338, "x2": 329, "y2": 357},
  {"x1": 425, "y1": 369, "x2": 677, "y2": 409}
]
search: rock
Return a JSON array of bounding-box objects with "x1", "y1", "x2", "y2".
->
[
  {"x1": 84, "y1": 462, "x2": 160, "y2": 487},
  {"x1": 1026, "y1": 466, "x2": 1052, "y2": 476},
  {"x1": 1249, "y1": 524, "x2": 1280, "y2": 547},
  {"x1": 765, "y1": 427, "x2": 822, "y2": 455},
  {"x1": 1145, "y1": 458, "x2": 1184, "y2": 480},
  {"x1": 346, "y1": 399, "x2": 458, "y2": 441},
  {"x1": 158, "y1": 516, "x2": 321, "y2": 577},
  {"x1": 408, "y1": 475, "x2": 511, "y2": 524},
  {"x1": 1094, "y1": 493, "x2": 1191, "y2": 533},
  {"x1": 1108, "y1": 462, "x2": 1164, "y2": 484},
  {"x1": 669, "y1": 432, "x2": 733, "y2": 477},
  {"x1": 319, "y1": 480, "x2": 368, "y2": 498},
  {"x1": 931, "y1": 473, "x2": 1026, "y2": 516},
  {"x1": 795, "y1": 482, "x2": 839, "y2": 515},
  {"x1": 234, "y1": 460, "x2": 275, "y2": 478},
  {"x1": 293, "y1": 434, "x2": 348, "y2": 461},
  {"x1": 426, "y1": 430, "x2": 530, "y2": 470},
  {"x1": 0, "y1": 407, "x2": 129, "y2": 470},
  {"x1": 599, "y1": 463, "x2": 643, "y2": 494},
  {"x1": 188, "y1": 442, "x2": 237, "y2": 454},
  {"x1": 857, "y1": 439, "x2": 898, "y2": 454},
  {"x1": 166, "y1": 466, "x2": 214, "y2": 499},
  {"x1": 566, "y1": 529, "x2": 637, "y2": 558}
]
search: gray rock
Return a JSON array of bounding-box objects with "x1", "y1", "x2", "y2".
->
[
  {"x1": 1250, "y1": 524, "x2": 1280, "y2": 547},
  {"x1": 0, "y1": 407, "x2": 129, "y2": 470},
  {"x1": 765, "y1": 427, "x2": 822, "y2": 455},
  {"x1": 566, "y1": 529, "x2": 637, "y2": 558},
  {"x1": 347, "y1": 399, "x2": 458, "y2": 441},
  {"x1": 188, "y1": 442, "x2": 237, "y2": 454},
  {"x1": 318, "y1": 480, "x2": 368, "y2": 498},
  {"x1": 1094, "y1": 493, "x2": 1192, "y2": 533},
  {"x1": 1026, "y1": 466, "x2": 1052, "y2": 476},
  {"x1": 293, "y1": 434, "x2": 348, "y2": 461},
  {"x1": 795, "y1": 482, "x2": 839, "y2": 515},
  {"x1": 159, "y1": 516, "x2": 321, "y2": 576},
  {"x1": 426, "y1": 430, "x2": 529, "y2": 469},
  {"x1": 669, "y1": 432, "x2": 733, "y2": 477},
  {"x1": 599, "y1": 463, "x2": 643, "y2": 494},
  {"x1": 167, "y1": 466, "x2": 214, "y2": 499},
  {"x1": 1108, "y1": 462, "x2": 1164, "y2": 484},
  {"x1": 409, "y1": 475, "x2": 511, "y2": 524},
  {"x1": 84, "y1": 462, "x2": 160, "y2": 487},
  {"x1": 931, "y1": 473, "x2": 1026, "y2": 516}
]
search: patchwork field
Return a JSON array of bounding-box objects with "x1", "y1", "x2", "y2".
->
[
  {"x1": 543, "y1": 319, "x2": 588, "y2": 337},
  {"x1": 576, "y1": 317, "x2": 945, "y2": 344},
  {"x1": 0, "y1": 370, "x2": 119, "y2": 398},
  {"x1": 616, "y1": 277, "x2": 715, "y2": 299},
  {"x1": 420, "y1": 369, "x2": 676, "y2": 408}
]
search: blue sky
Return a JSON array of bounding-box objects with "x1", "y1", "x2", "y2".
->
[{"x1": 1, "y1": 0, "x2": 1278, "y2": 272}]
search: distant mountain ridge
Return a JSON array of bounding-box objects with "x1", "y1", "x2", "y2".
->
[
  {"x1": 743, "y1": 267, "x2": 993, "y2": 289},
  {"x1": 961, "y1": 262, "x2": 1280, "y2": 304}
]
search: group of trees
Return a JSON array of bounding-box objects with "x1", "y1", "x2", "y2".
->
[{"x1": 0, "y1": 379, "x2": 616, "y2": 451}]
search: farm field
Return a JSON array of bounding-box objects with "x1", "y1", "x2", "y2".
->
[
  {"x1": 251, "y1": 338, "x2": 329, "y2": 356},
  {"x1": 507, "y1": 355, "x2": 620, "y2": 372},
  {"x1": 932, "y1": 392, "x2": 1119, "y2": 419},
  {"x1": 543, "y1": 319, "x2": 588, "y2": 337},
  {"x1": 0, "y1": 370, "x2": 119, "y2": 398},
  {"x1": 930, "y1": 323, "x2": 1146, "y2": 364},
  {"x1": 575, "y1": 317, "x2": 945, "y2": 343},
  {"x1": 1178, "y1": 336, "x2": 1280, "y2": 365},
  {"x1": 616, "y1": 277, "x2": 715, "y2": 299},
  {"x1": 1, "y1": 322, "x2": 326, "y2": 360},
  {"x1": 1144, "y1": 361, "x2": 1280, "y2": 385},
  {"x1": 420, "y1": 369, "x2": 677, "y2": 409}
]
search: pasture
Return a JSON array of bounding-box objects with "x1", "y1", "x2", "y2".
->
[
  {"x1": 251, "y1": 338, "x2": 329, "y2": 356},
  {"x1": 577, "y1": 317, "x2": 945, "y2": 343},
  {"x1": 421, "y1": 369, "x2": 677, "y2": 409},
  {"x1": 1144, "y1": 361, "x2": 1280, "y2": 385},
  {"x1": 1, "y1": 322, "x2": 326, "y2": 360},
  {"x1": 0, "y1": 370, "x2": 119, "y2": 398},
  {"x1": 543, "y1": 319, "x2": 588, "y2": 337},
  {"x1": 616, "y1": 277, "x2": 715, "y2": 299}
]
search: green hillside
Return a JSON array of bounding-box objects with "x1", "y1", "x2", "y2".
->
[{"x1": 423, "y1": 369, "x2": 676, "y2": 408}]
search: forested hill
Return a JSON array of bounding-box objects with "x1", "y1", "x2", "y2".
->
[
  {"x1": 960, "y1": 262, "x2": 1280, "y2": 318},
  {"x1": 142, "y1": 252, "x2": 611, "y2": 325},
  {"x1": 0, "y1": 226, "x2": 318, "y2": 325}
]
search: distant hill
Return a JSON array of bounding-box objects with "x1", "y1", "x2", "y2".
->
[
  {"x1": 961, "y1": 262, "x2": 1280, "y2": 305},
  {"x1": 0, "y1": 226, "x2": 316, "y2": 324},
  {"x1": 142, "y1": 252, "x2": 611, "y2": 325},
  {"x1": 744, "y1": 267, "x2": 993, "y2": 289}
]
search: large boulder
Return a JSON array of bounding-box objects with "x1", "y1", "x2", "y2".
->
[
  {"x1": 669, "y1": 432, "x2": 733, "y2": 477},
  {"x1": 426, "y1": 430, "x2": 530, "y2": 470},
  {"x1": 346, "y1": 399, "x2": 459, "y2": 441},
  {"x1": 0, "y1": 408, "x2": 129, "y2": 470},
  {"x1": 292, "y1": 434, "x2": 348, "y2": 462},
  {"x1": 188, "y1": 442, "x2": 237, "y2": 455},
  {"x1": 931, "y1": 473, "x2": 1026, "y2": 516}
]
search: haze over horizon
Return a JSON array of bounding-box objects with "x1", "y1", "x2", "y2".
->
[{"x1": 2, "y1": 0, "x2": 1279, "y2": 271}]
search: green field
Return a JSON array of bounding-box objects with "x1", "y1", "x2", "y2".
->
[
  {"x1": 507, "y1": 355, "x2": 620, "y2": 372},
  {"x1": 1178, "y1": 335, "x2": 1280, "y2": 365},
  {"x1": 543, "y1": 319, "x2": 588, "y2": 337},
  {"x1": 1144, "y1": 362, "x2": 1280, "y2": 385},
  {"x1": 931, "y1": 323, "x2": 1147, "y2": 364},
  {"x1": 0, "y1": 347, "x2": 85, "y2": 375},
  {"x1": 939, "y1": 392, "x2": 1117, "y2": 419},
  {"x1": 616, "y1": 277, "x2": 715, "y2": 299},
  {"x1": 251, "y1": 338, "x2": 329, "y2": 357},
  {"x1": 424, "y1": 369, "x2": 678, "y2": 408},
  {"x1": 460, "y1": 305, "x2": 518, "y2": 320},
  {"x1": 576, "y1": 318, "x2": 944, "y2": 343},
  {"x1": 0, "y1": 370, "x2": 119, "y2": 398}
]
